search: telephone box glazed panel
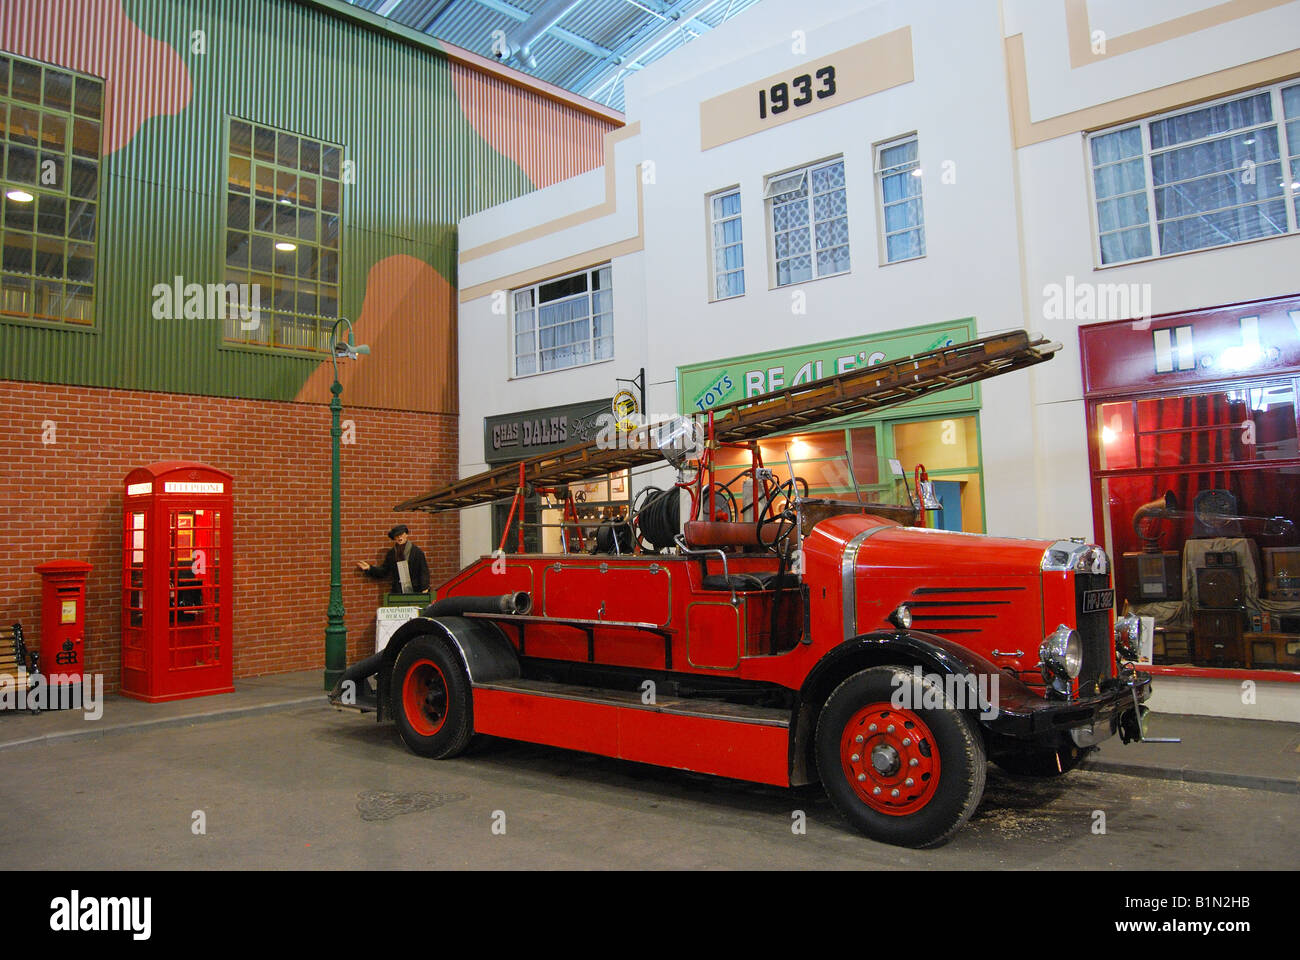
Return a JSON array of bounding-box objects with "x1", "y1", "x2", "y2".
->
[{"x1": 121, "y1": 461, "x2": 234, "y2": 702}]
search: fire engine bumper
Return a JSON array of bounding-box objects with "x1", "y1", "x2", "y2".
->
[{"x1": 985, "y1": 671, "x2": 1153, "y2": 749}]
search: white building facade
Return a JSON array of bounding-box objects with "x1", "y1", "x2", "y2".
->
[{"x1": 455, "y1": 0, "x2": 1300, "y2": 720}]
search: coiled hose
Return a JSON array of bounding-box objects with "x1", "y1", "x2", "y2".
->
[{"x1": 633, "y1": 486, "x2": 681, "y2": 553}]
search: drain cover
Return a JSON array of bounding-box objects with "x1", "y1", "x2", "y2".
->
[{"x1": 357, "y1": 790, "x2": 469, "y2": 822}]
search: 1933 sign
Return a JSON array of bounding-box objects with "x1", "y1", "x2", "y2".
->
[{"x1": 758, "y1": 65, "x2": 836, "y2": 119}]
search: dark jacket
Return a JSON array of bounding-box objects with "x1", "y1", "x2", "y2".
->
[{"x1": 364, "y1": 542, "x2": 430, "y2": 594}]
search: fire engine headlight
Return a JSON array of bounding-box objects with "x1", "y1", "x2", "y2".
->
[
  {"x1": 1039, "y1": 624, "x2": 1083, "y2": 679},
  {"x1": 1114, "y1": 614, "x2": 1141, "y2": 661},
  {"x1": 888, "y1": 604, "x2": 912, "y2": 630}
]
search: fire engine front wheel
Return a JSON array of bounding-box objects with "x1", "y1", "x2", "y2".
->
[
  {"x1": 392, "y1": 636, "x2": 473, "y2": 759},
  {"x1": 815, "y1": 666, "x2": 986, "y2": 849}
]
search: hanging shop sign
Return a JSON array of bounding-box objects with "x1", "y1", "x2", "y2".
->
[
  {"x1": 612, "y1": 389, "x2": 640, "y2": 432},
  {"x1": 676, "y1": 317, "x2": 977, "y2": 417},
  {"x1": 1079, "y1": 293, "x2": 1300, "y2": 396},
  {"x1": 484, "y1": 398, "x2": 611, "y2": 465}
]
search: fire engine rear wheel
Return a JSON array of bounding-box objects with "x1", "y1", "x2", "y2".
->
[
  {"x1": 994, "y1": 746, "x2": 1085, "y2": 777},
  {"x1": 392, "y1": 636, "x2": 472, "y2": 759},
  {"x1": 815, "y1": 666, "x2": 986, "y2": 849}
]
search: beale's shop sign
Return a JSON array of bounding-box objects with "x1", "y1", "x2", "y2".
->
[
  {"x1": 676, "y1": 318, "x2": 978, "y2": 415},
  {"x1": 484, "y1": 398, "x2": 610, "y2": 464}
]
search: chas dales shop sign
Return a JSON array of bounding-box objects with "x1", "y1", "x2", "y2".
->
[
  {"x1": 676, "y1": 319, "x2": 978, "y2": 415},
  {"x1": 485, "y1": 398, "x2": 611, "y2": 465}
]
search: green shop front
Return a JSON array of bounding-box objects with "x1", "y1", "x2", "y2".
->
[{"x1": 676, "y1": 319, "x2": 987, "y2": 532}]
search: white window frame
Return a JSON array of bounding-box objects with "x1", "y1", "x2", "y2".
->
[
  {"x1": 765, "y1": 156, "x2": 851, "y2": 288},
  {"x1": 707, "y1": 185, "x2": 745, "y2": 302},
  {"x1": 509, "y1": 264, "x2": 613, "y2": 378},
  {"x1": 1086, "y1": 80, "x2": 1300, "y2": 268},
  {"x1": 874, "y1": 133, "x2": 926, "y2": 265}
]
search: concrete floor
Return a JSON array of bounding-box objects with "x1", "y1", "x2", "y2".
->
[{"x1": 0, "y1": 702, "x2": 1294, "y2": 870}]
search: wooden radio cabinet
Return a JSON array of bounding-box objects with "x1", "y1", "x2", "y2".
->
[{"x1": 1193, "y1": 608, "x2": 1246, "y2": 666}]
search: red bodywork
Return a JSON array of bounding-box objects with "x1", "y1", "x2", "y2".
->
[{"x1": 432, "y1": 512, "x2": 1104, "y2": 787}]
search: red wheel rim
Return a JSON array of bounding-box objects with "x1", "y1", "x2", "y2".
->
[
  {"x1": 401, "y1": 659, "x2": 448, "y2": 737},
  {"x1": 839, "y1": 702, "x2": 940, "y2": 816}
]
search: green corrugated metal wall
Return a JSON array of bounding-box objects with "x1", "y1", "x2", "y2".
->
[{"x1": 0, "y1": 0, "x2": 536, "y2": 406}]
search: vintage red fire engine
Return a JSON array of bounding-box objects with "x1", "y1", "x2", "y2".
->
[{"x1": 331, "y1": 332, "x2": 1153, "y2": 848}]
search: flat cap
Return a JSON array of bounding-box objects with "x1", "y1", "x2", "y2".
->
[{"x1": 387, "y1": 524, "x2": 409, "y2": 539}]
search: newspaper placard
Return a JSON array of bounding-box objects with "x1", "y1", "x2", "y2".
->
[{"x1": 376, "y1": 606, "x2": 421, "y2": 653}]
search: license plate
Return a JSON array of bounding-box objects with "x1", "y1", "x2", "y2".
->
[{"x1": 1083, "y1": 588, "x2": 1114, "y2": 612}]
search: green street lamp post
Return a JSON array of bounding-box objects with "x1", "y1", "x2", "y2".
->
[{"x1": 325, "y1": 317, "x2": 369, "y2": 692}]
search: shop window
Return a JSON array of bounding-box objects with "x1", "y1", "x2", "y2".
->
[
  {"x1": 1093, "y1": 383, "x2": 1300, "y2": 669},
  {"x1": 223, "y1": 117, "x2": 342, "y2": 353},
  {"x1": 1099, "y1": 384, "x2": 1298, "y2": 472},
  {"x1": 707, "y1": 187, "x2": 744, "y2": 300},
  {"x1": 1088, "y1": 80, "x2": 1300, "y2": 265},
  {"x1": 891, "y1": 416, "x2": 983, "y2": 533},
  {"x1": 706, "y1": 418, "x2": 983, "y2": 533},
  {"x1": 492, "y1": 470, "x2": 630, "y2": 553},
  {"x1": 0, "y1": 53, "x2": 101, "y2": 326},
  {"x1": 765, "y1": 157, "x2": 850, "y2": 286},
  {"x1": 875, "y1": 135, "x2": 925, "y2": 263},
  {"x1": 511, "y1": 264, "x2": 613, "y2": 376}
]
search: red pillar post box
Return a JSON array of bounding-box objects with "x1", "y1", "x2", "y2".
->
[
  {"x1": 34, "y1": 559, "x2": 92, "y2": 701},
  {"x1": 121, "y1": 461, "x2": 235, "y2": 702}
]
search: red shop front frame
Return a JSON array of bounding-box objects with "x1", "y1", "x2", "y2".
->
[{"x1": 1080, "y1": 293, "x2": 1300, "y2": 682}]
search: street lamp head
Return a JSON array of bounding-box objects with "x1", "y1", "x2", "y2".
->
[
  {"x1": 329, "y1": 317, "x2": 369, "y2": 364},
  {"x1": 332, "y1": 340, "x2": 370, "y2": 360}
]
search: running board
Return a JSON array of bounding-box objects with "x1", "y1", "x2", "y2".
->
[{"x1": 471, "y1": 678, "x2": 792, "y2": 787}]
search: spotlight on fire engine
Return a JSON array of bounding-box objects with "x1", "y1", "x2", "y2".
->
[
  {"x1": 1039, "y1": 623, "x2": 1082, "y2": 699},
  {"x1": 887, "y1": 604, "x2": 912, "y2": 631},
  {"x1": 654, "y1": 415, "x2": 705, "y2": 470}
]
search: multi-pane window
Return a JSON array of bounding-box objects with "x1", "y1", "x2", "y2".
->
[
  {"x1": 224, "y1": 117, "x2": 342, "y2": 352},
  {"x1": 708, "y1": 187, "x2": 744, "y2": 299},
  {"x1": 0, "y1": 53, "x2": 101, "y2": 326},
  {"x1": 512, "y1": 265, "x2": 613, "y2": 376},
  {"x1": 766, "y1": 158, "x2": 850, "y2": 286},
  {"x1": 875, "y1": 135, "x2": 926, "y2": 263},
  {"x1": 1089, "y1": 81, "x2": 1300, "y2": 265}
]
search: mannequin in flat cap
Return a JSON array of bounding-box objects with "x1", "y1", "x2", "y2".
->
[{"x1": 356, "y1": 524, "x2": 429, "y2": 595}]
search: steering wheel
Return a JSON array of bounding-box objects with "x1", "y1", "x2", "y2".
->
[{"x1": 756, "y1": 478, "x2": 801, "y2": 557}]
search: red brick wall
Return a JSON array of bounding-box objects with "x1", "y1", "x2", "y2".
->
[{"x1": 0, "y1": 379, "x2": 459, "y2": 692}]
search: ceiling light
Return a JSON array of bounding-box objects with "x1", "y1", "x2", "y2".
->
[
  {"x1": 6, "y1": 189, "x2": 34, "y2": 203},
  {"x1": 275, "y1": 241, "x2": 297, "y2": 252}
]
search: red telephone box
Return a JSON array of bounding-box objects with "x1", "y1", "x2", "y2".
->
[
  {"x1": 121, "y1": 461, "x2": 234, "y2": 702},
  {"x1": 34, "y1": 559, "x2": 92, "y2": 699}
]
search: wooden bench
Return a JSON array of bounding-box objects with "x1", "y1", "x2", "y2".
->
[{"x1": 1, "y1": 623, "x2": 38, "y2": 712}]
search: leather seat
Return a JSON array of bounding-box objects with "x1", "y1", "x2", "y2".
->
[
  {"x1": 701, "y1": 573, "x2": 767, "y2": 592},
  {"x1": 700, "y1": 571, "x2": 800, "y2": 592}
]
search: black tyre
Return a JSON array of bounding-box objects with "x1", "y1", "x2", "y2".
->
[
  {"x1": 391, "y1": 635, "x2": 473, "y2": 759},
  {"x1": 994, "y1": 745, "x2": 1086, "y2": 777},
  {"x1": 815, "y1": 666, "x2": 986, "y2": 848}
]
